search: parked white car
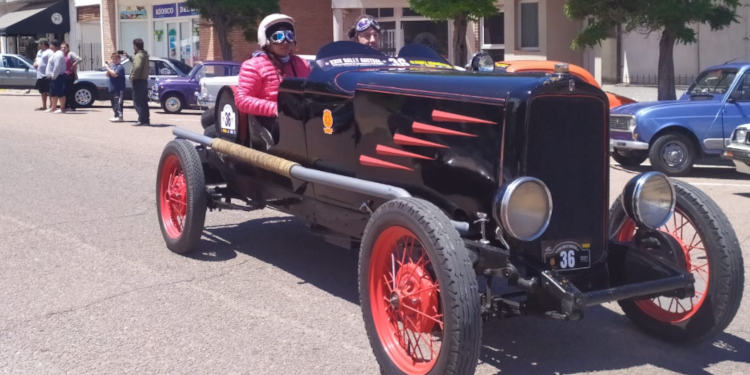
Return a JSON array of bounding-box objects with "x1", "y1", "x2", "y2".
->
[{"x1": 724, "y1": 123, "x2": 750, "y2": 174}]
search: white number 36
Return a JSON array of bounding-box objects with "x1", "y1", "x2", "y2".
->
[{"x1": 560, "y1": 250, "x2": 576, "y2": 269}]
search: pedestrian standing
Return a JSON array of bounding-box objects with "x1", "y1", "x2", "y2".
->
[
  {"x1": 61, "y1": 42, "x2": 81, "y2": 111},
  {"x1": 45, "y1": 40, "x2": 67, "y2": 113},
  {"x1": 130, "y1": 38, "x2": 150, "y2": 125},
  {"x1": 32, "y1": 39, "x2": 53, "y2": 110},
  {"x1": 104, "y1": 52, "x2": 125, "y2": 122}
]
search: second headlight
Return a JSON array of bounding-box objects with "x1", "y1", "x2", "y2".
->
[
  {"x1": 621, "y1": 172, "x2": 675, "y2": 230},
  {"x1": 494, "y1": 177, "x2": 553, "y2": 241}
]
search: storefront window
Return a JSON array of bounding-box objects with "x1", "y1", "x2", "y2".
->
[{"x1": 120, "y1": 21, "x2": 149, "y2": 55}]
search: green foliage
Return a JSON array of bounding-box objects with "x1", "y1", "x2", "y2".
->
[
  {"x1": 565, "y1": 0, "x2": 740, "y2": 49},
  {"x1": 185, "y1": 0, "x2": 279, "y2": 42},
  {"x1": 408, "y1": 0, "x2": 497, "y2": 20}
]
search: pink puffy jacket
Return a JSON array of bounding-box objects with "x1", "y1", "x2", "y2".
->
[{"x1": 235, "y1": 53, "x2": 311, "y2": 117}]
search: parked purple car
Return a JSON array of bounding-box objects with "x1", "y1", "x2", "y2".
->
[{"x1": 150, "y1": 61, "x2": 240, "y2": 113}]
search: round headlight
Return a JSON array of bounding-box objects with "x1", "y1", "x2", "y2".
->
[
  {"x1": 622, "y1": 172, "x2": 675, "y2": 230},
  {"x1": 494, "y1": 177, "x2": 553, "y2": 241},
  {"x1": 469, "y1": 52, "x2": 495, "y2": 73}
]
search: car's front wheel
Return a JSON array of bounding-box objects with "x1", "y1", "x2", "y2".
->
[
  {"x1": 359, "y1": 198, "x2": 481, "y2": 375},
  {"x1": 73, "y1": 84, "x2": 95, "y2": 107},
  {"x1": 162, "y1": 94, "x2": 184, "y2": 114},
  {"x1": 649, "y1": 133, "x2": 695, "y2": 175},
  {"x1": 610, "y1": 180, "x2": 744, "y2": 342}
]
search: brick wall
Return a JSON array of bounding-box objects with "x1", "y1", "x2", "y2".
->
[
  {"x1": 76, "y1": 5, "x2": 100, "y2": 22},
  {"x1": 101, "y1": 0, "x2": 117, "y2": 58},
  {"x1": 199, "y1": 0, "x2": 333, "y2": 62}
]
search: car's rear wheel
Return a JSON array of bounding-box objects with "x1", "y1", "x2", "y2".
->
[
  {"x1": 649, "y1": 133, "x2": 695, "y2": 176},
  {"x1": 214, "y1": 90, "x2": 239, "y2": 142},
  {"x1": 359, "y1": 198, "x2": 480, "y2": 375},
  {"x1": 162, "y1": 93, "x2": 184, "y2": 114},
  {"x1": 612, "y1": 150, "x2": 648, "y2": 167},
  {"x1": 610, "y1": 180, "x2": 743, "y2": 342},
  {"x1": 156, "y1": 139, "x2": 207, "y2": 254},
  {"x1": 201, "y1": 105, "x2": 215, "y2": 129},
  {"x1": 73, "y1": 84, "x2": 95, "y2": 107}
]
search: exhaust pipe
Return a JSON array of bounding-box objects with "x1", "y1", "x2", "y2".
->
[{"x1": 173, "y1": 128, "x2": 469, "y2": 234}]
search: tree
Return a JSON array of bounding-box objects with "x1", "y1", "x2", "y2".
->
[
  {"x1": 408, "y1": 0, "x2": 498, "y2": 66},
  {"x1": 185, "y1": 0, "x2": 278, "y2": 61},
  {"x1": 565, "y1": 0, "x2": 740, "y2": 100}
]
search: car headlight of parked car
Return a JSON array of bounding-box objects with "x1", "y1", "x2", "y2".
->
[
  {"x1": 493, "y1": 177, "x2": 553, "y2": 241},
  {"x1": 610, "y1": 115, "x2": 635, "y2": 131},
  {"x1": 621, "y1": 172, "x2": 675, "y2": 230},
  {"x1": 735, "y1": 128, "x2": 747, "y2": 142}
]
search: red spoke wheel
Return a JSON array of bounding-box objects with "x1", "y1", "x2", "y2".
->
[
  {"x1": 610, "y1": 180, "x2": 743, "y2": 342},
  {"x1": 359, "y1": 198, "x2": 480, "y2": 375},
  {"x1": 156, "y1": 139, "x2": 207, "y2": 254}
]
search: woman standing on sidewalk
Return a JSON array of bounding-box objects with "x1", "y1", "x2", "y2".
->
[{"x1": 61, "y1": 42, "x2": 81, "y2": 111}]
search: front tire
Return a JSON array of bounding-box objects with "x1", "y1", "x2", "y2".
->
[
  {"x1": 156, "y1": 139, "x2": 207, "y2": 254},
  {"x1": 359, "y1": 198, "x2": 480, "y2": 375},
  {"x1": 73, "y1": 84, "x2": 95, "y2": 107},
  {"x1": 162, "y1": 93, "x2": 184, "y2": 114},
  {"x1": 649, "y1": 133, "x2": 695, "y2": 176},
  {"x1": 612, "y1": 150, "x2": 648, "y2": 167},
  {"x1": 611, "y1": 180, "x2": 744, "y2": 342}
]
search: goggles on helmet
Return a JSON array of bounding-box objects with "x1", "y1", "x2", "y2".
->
[
  {"x1": 355, "y1": 17, "x2": 380, "y2": 33},
  {"x1": 269, "y1": 30, "x2": 295, "y2": 44}
]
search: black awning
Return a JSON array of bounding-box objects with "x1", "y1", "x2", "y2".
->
[{"x1": 0, "y1": 0, "x2": 70, "y2": 36}]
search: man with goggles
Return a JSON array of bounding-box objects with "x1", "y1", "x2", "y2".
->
[
  {"x1": 235, "y1": 13, "x2": 312, "y2": 149},
  {"x1": 348, "y1": 15, "x2": 382, "y2": 50}
]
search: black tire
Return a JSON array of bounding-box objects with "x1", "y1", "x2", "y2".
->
[
  {"x1": 610, "y1": 180, "x2": 744, "y2": 343},
  {"x1": 201, "y1": 105, "x2": 215, "y2": 129},
  {"x1": 359, "y1": 198, "x2": 480, "y2": 375},
  {"x1": 649, "y1": 133, "x2": 695, "y2": 176},
  {"x1": 612, "y1": 150, "x2": 648, "y2": 167},
  {"x1": 156, "y1": 139, "x2": 207, "y2": 254},
  {"x1": 203, "y1": 126, "x2": 217, "y2": 138},
  {"x1": 162, "y1": 93, "x2": 184, "y2": 114},
  {"x1": 73, "y1": 84, "x2": 95, "y2": 107}
]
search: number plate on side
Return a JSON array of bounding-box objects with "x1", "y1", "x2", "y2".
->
[{"x1": 541, "y1": 240, "x2": 591, "y2": 271}]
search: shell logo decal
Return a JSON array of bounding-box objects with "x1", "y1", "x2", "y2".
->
[{"x1": 323, "y1": 109, "x2": 334, "y2": 135}]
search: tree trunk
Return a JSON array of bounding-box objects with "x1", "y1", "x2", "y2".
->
[
  {"x1": 453, "y1": 14, "x2": 468, "y2": 67},
  {"x1": 657, "y1": 30, "x2": 676, "y2": 101},
  {"x1": 214, "y1": 16, "x2": 233, "y2": 61}
]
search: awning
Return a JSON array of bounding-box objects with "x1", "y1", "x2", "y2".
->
[{"x1": 0, "y1": 0, "x2": 69, "y2": 36}]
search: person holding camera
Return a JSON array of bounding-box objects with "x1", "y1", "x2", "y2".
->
[{"x1": 104, "y1": 52, "x2": 126, "y2": 122}]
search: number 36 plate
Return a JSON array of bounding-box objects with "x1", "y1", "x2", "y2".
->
[{"x1": 542, "y1": 240, "x2": 591, "y2": 271}]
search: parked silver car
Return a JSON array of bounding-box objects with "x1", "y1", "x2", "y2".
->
[
  {"x1": 72, "y1": 57, "x2": 191, "y2": 107},
  {"x1": 724, "y1": 123, "x2": 750, "y2": 174},
  {"x1": 0, "y1": 53, "x2": 37, "y2": 88}
]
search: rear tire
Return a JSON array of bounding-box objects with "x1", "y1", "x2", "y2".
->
[
  {"x1": 359, "y1": 198, "x2": 480, "y2": 375},
  {"x1": 610, "y1": 180, "x2": 744, "y2": 342},
  {"x1": 201, "y1": 105, "x2": 215, "y2": 129},
  {"x1": 156, "y1": 139, "x2": 207, "y2": 254},
  {"x1": 73, "y1": 84, "x2": 95, "y2": 107},
  {"x1": 214, "y1": 90, "x2": 239, "y2": 142},
  {"x1": 649, "y1": 133, "x2": 695, "y2": 176}
]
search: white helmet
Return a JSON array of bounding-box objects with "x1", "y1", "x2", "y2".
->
[{"x1": 257, "y1": 13, "x2": 295, "y2": 46}]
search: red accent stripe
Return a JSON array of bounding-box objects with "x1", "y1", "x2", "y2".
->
[
  {"x1": 359, "y1": 155, "x2": 414, "y2": 171},
  {"x1": 376, "y1": 145, "x2": 434, "y2": 160},
  {"x1": 412, "y1": 121, "x2": 478, "y2": 138},
  {"x1": 393, "y1": 134, "x2": 449, "y2": 149},
  {"x1": 432, "y1": 109, "x2": 497, "y2": 125}
]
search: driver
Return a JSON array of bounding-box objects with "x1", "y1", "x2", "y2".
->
[
  {"x1": 235, "y1": 13, "x2": 311, "y2": 118},
  {"x1": 348, "y1": 15, "x2": 382, "y2": 50}
]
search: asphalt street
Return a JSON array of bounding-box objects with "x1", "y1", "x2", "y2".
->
[{"x1": 0, "y1": 95, "x2": 748, "y2": 374}]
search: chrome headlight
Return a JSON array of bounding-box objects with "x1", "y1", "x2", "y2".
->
[
  {"x1": 494, "y1": 177, "x2": 553, "y2": 241},
  {"x1": 610, "y1": 115, "x2": 635, "y2": 131},
  {"x1": 735, "y1": 128, "x2": 747, "y2": 142},
  {"x1": 621, "y1": 172, "x2": 675, "y2": 230}
]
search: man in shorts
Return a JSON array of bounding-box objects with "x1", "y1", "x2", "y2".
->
[
  {"x1": 45, "y1": 40, "x2": 67, "y2": 113},
  {"x1": 32, "y1": 39, "x2": 53, "y2": 110}
]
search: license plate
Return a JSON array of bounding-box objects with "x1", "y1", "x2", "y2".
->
[{"x1": 542, "y1": 240, "x2": 592, "y2": 271}]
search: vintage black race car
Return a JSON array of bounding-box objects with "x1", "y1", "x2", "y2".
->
[{"x1": 156, "y1": 42, "x2": 744, "y2": 375}]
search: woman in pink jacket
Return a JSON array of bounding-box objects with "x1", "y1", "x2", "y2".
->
[{"x1": 235, "y1": 13, "x2": 311, "y2": 118}]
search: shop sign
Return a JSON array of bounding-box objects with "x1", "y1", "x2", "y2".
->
[
  {"x1": 153, "y1": 2, "x2": 198, "y2": 18},
  {"x1": 177, "y1": 2, "x2": 198, "y2": 17},
  {"x1": 120, "y1": 5, "x2": 147, "y2": 20},
  {"x1": 153, "y1": 3, "x2": 177, "y2": 18}
]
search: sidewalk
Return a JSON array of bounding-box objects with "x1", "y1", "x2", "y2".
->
[{"x1": 601, "y1": 84, "x2": 688, "y2": 103}]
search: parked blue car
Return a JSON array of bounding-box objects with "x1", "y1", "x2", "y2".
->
[
  {"x1": 150, "y1": 61, "x2": 240, "y2": 113},
  {"x1": 610, "y1": 62, "x2": 750, "y2": 175}
]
